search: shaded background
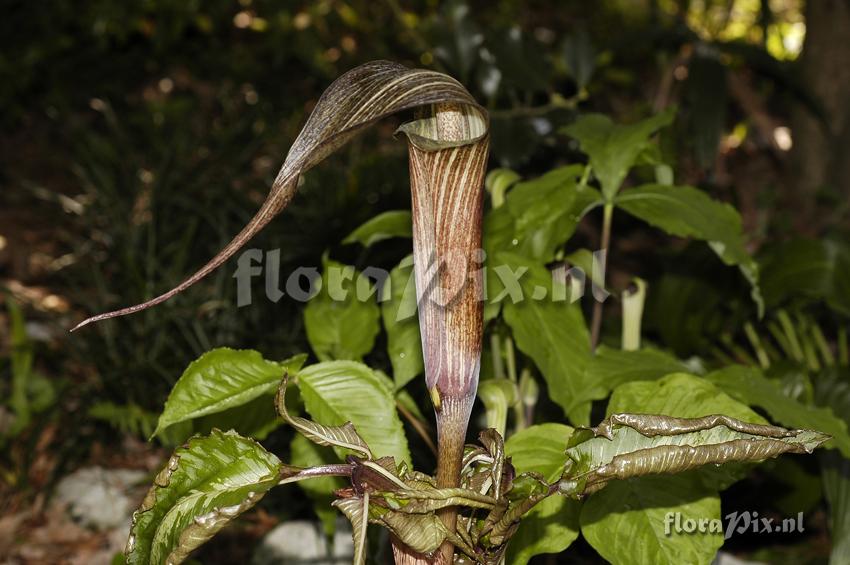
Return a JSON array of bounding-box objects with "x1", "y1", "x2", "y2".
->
[{"x1": 1, "y1": 0, "x2": 848, "y2": 563}]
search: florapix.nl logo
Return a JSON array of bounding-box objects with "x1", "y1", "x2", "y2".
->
[
  {"x1": 664, "y1": 511, "x2": 805, "y2": 540},
  {"x1": 231, "y1": 248, "x2": 610, "y2": 316}
]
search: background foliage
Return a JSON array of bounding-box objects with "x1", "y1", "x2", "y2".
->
[{"x1": 1, "y1": 0, "x2": 848, "y2": 563}]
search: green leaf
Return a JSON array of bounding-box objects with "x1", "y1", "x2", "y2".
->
[
  {"x1": 343, "y1": 210, "x2": 412, "y2": 247},
  {"x1": 505, "y1": 424, "x2": 580, "y2": 565},
  {"x1": 381, "y1": 256, "x2": 423, "y2": 389},
  {"x1": 607, "y1": 373, "x2": 765, "y2": 422},
  {"x1": 581, "y1": 346, "x2": 691, "y2": 404},
  {"x1": 484, "y1": 165, "x2": 599, "y2": 264},
  {"x1": 607, "y1": 372, "x2": 768, "y2": 491},
  {"x1": 191, "y1": 393, "x2": 281, "y2": 440},
  {"x1": 485, "y1": 168, "x2": 521, "y2": 208},
  {"x1": 615, "y1": 184, "x2": 762, "y2": 313},
  {"x1": 707, "y1": 365, "x2": 850, "y2": 457},
  {"x1": 154, "y1": 349, "x2": 306, "y2": 437},
  {"x1": 561, "y1": 412, "x2": 828, "y2": 498},
  {"x1": 562, "y1": 110, "x2": 674, "y2": 200},
  {"x1": 500, "y1": 254, "x2": 595, "y2": 425},
  {"x1": 580, "y1": 474, "x2": 722, "y2": 565},
  {"x1": 573, "y1": 372, "x2": 829, "y2": 565},
  {"x1": 303, "y1": 259, "x2": 381, "y2": 362},
  {"x1": 760, "y1": 238, "x2": 850, "y2": 315},
  {"x1": 126, "y1": 430, "x2": 281, "y2": 565},
  {"x1": 297, "y1": 361, "x2": 411, "y2": 465}
]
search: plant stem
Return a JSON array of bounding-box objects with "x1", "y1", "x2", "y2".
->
[
  {"x1": 811, "y1": 321, "x2": 836, "y2": 367},
  {"x1": 777, "y1": 310, "x2": 804, "y2": 362},
  {"x1": 396, "y1": 399, "x2": 438, "y2": 457},
  {"x1": 590, "y1": 203, "x2": 613, "y2": 351},
  {"x1": 744, "y1": 322, "x2": 771, "y2": 369}
]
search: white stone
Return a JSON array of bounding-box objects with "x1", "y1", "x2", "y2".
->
[
  {"x1": 253, "y1": 519, "x2": 354, "y2": 565},
  {"x1": 55, "y1": 467, "x2": 147, "y2": 531}
]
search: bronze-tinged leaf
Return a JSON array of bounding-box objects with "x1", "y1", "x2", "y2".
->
[
  {"x1": 275, "y1": 376, "x2": 372, "y2": 459},
  {"x1": 72, "y1": 61, "x2": 486, "y2": 331},
  {"x1": 559, "y1": 413, "x2": 830, "y2": 498}
]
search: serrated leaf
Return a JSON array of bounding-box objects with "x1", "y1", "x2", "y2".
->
[
  {"x1": 707, "y1": 365, "x2": 850, "y2": 457},
  {"x1": 276, "y1": 376, "x2": 372, "y2": 459},
  {"x1": 154, "y1": 349, "x2": 306, "y2": 437},
  {"x1": 296, "y1": 361, "x2": 411, "y2": 465},
  {"x1": 303, "y1": 259, "x2": 380, "y2": 362},
  {"x1": 381, "y1": 255, "x2": 424, "y2": 389},
  {"x1": 560, "y1": 412, "x2": 828, "y2": 498},
  {"x1": 615, "y1": 183, "x2": 762, "y2": 313},
  {"x1": 126, "y1": 430, "x2": 281, "y2": 565},
  {"x1": 562, "y1": 110, "x2": 674, "y2": 200},
  {"x1": 504, "y1": 424, "x2": 579, "y2": 565},
  {"x1": 343, "y1": 210, "x2": 412, "y2": 247},
  {"x1": 608, "y1": 372, "x2": 767, "y2": 492},
  {"x1": 499, "y1": 254, "x2": 595, "y2": 425},
  {"x1": 574, "y1": 373, "x2": 824, "y2": 565}
]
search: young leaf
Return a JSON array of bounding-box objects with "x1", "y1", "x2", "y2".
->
[
  {"x1": 707, "y1": 365, "x2": 850, "y2": 457},
  {"x1": 614, "y1": 183, "x2": 762, "y2": 313},
  {"x1": 381, "y1": 255, "x2": 424, "y2": 389},
  {"x1": 504, "y1": 424, "x2": 580, "y2": 565},
  {"x1": 562, "y1": 109, "x2": 674, "y2": 200},
  {"x1": 499, "y1": 253, "x2": 596, "y2": 425},
  {"x1": 303, "y1": 259, "x2": 380, "y2": 362},
  {"x1": 126, "y1": 429, "x2": 281, "y2": 565},
  {"x1": 560, "y1": 412, "x2": 829, "y2": 498},
  {"x1": 333, "y1": 496, "x2": 370, "y2": 565},
  {"x1": 276, "y1": 376, "x2": 373, "y2": 459},
  {"x1": 296, "y1": 361, "x2": 411, "y2": 465},
  {"x1": 343, "y1": 210, "x2": 412, "y2": 247},
  {"x1": 153, "y1": 349, "x2": 306, "y2": 437},
  {"x1": 73, "y1": 60, "x2": 485, "y2": 331}
]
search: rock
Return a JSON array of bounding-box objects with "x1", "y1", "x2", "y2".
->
[
  {"x1": 55, "y1": 467, "x2": 147, "y2": 531},
  {"x1": 252, "y1": 519, "x2": 354, "y2": 565},
  {"x1": 713, "y1": 552, "x2": 768, "y2": 565}
]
